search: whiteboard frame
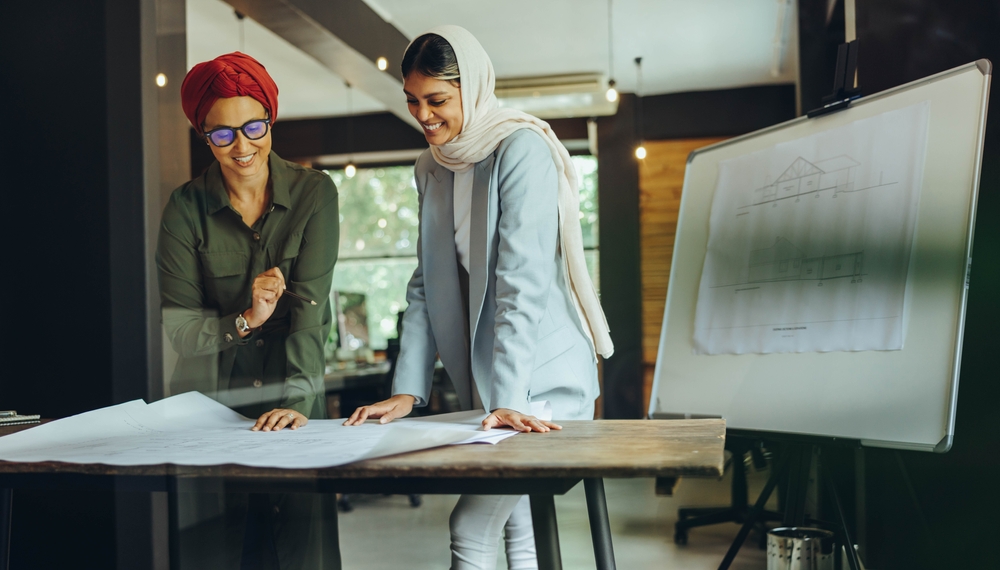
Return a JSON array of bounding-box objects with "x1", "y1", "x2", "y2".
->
[{"x1": 648, "y1": 60, "x2": 991, "y2": 452}]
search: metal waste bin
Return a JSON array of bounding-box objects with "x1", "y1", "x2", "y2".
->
[{"x1": 767, "y1": 527, "x2": 835, "y2": 570}]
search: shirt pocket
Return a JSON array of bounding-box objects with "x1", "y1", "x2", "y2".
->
[
  {"x1": 279, "y1": 232, "x2": 303, "y2": 261},
  {"x1": 199, "y1": 251, "x2": 249, "y2": 305},
  {"x1": 200, "y1": 251, "x2": 249, "y2": 278},
  {"x1": 275, "y1": 232, "x2": 303, "y2": 277}
]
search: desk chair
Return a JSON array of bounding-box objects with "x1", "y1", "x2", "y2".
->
[{"x1": 673, "y1": 437, "x2": 783, "y2": 545}]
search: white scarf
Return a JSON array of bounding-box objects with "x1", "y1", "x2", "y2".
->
[{"x1": 414, "y1": 25, "x2": 614, "y2": 358}]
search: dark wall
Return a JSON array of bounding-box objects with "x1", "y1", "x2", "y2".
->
[
  {"x1": 3, "y1": 2, "x2": 113, "y2": 418},
  {"x1": 597, "y1": 95, "x2": 644, "y2": 419},
  {"x1": 837, "y1": 1, "x2": 999, "y2": 568},
  {"x1": 2, "y1": 1, "x2": 117, "y2": 565},
  {"x1": 641, "y1": 85, "x2": 798, "y2": 140},
  {"x1": 2, "y1": 1, "x2": 160, "y2": 568},
  {"x1": 798, "y1": 0, "x2": 845, "y2": 113}
]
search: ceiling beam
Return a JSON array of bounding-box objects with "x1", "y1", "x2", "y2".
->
[{"x1": 224, "y1": 0, "x2": 418, "y2": 129}]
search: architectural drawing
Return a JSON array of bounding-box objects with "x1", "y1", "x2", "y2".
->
[
  {"x1": 693, "y1": 101, "x2": 929, "y2": 355},
  {"x1": 746, "y1": 154, "x2": 899, "y2": 209},
  {"x1": 747, "y1": 237, "x2": 864, "y2": 284}
]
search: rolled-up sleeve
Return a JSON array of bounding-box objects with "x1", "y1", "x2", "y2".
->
[{"x1": 157, "y1": 194, "x2": 244, "y2": 357}]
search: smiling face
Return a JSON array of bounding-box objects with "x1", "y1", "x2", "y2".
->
[
  {"x1": 203, "y1": 96, "x2": 272, "y2": 184},
  {"x1": 403, "y1": 73, "x2": 464, "y2": 145}
]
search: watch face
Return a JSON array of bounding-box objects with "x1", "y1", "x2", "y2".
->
[{"x1": 236, "y1": 314, "x2": 249, "y2": 332}]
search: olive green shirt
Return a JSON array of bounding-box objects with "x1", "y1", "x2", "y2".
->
[{"x1": 157, "y1": 151, "x2": 339, "y2": 419}]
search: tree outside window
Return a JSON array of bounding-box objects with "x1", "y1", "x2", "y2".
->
[{"x1": 325, "y1": 155, "x2": 599, "y2": 351}]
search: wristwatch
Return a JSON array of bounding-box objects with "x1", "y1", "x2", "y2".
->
[{"x1": 235, "y1": 312, "x2": 251, "y2": 333}]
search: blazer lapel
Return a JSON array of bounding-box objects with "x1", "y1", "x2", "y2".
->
[
  {"x1": 468, "y1": 154, "x2": 495, "y2": 346},
  {"x1": 421, "y1": 163, "x2": 472, "y2": 409}
]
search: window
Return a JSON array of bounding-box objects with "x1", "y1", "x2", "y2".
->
[{"x1": 326, "y1": 155, "x2": 599, "y2": 350}]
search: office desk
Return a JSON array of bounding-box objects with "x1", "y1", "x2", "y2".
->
[{"x1": 0, "y1": 419, "x2": 725, "y2": 570}]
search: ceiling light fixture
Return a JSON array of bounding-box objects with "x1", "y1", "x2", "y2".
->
[
  {"x1": 376, "y1": 57, "x2": 388, "y2": 71},
  {"x1": 605, "y1": 0, "x2": 618, "y2": 103},
  {"x1": 345, "y1": 81, "x2": 356, "y2": 178},
  {"x1": 634, "y1": 56, "x2": 646, "y2": 160},
  {"x1": 234, "y1": 10, "x2": 246, "y2": 52},
  {"x1": 155, "y1": 73, "x2": 167, "y2": 87}
]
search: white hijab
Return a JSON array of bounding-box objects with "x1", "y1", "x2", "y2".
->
[{"x1": 413, "y1": 25, "x2": 613, "y2": 358}]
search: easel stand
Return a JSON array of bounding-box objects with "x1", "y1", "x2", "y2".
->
[
  {"x1": 807, "y1": 39, "x2": 861, "y2": 118},
  {"x1": 719, "y1": 37, "x2": 868, "y2": 570},
  {"x1": 717, "y1": 442, "x2": 862, "y2": 570}
]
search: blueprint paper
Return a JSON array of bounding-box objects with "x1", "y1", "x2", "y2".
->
[
  {"x1": 693, "y1": 102, "x2": 930, "y2": 354},
  {"x1": 405, "y1": 400, "x2": 551, "y2": 445},
  {"x1": 0, "y1": 392, "x2": 531, "y2": 468}
]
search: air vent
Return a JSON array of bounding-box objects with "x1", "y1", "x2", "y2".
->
[{"x1": 495, "y1": 73, "x2": 619, "y2": 119}]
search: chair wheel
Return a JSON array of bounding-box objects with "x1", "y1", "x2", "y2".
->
[
  {"x1": 409, "y1": 495, "x2": 422, "y2": 508},
  {"x1": 674, "y1": 528, "x2": 688, "y2": 545}
]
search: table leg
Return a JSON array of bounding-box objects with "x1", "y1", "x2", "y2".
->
[
  {"x1": 1, "y1": 488, "x2": 11, "y2": 570},
  {"x1": 529, "y1": 494, "x2": 563, "y2": 570},
  {"x1": 584, "y1": 478, "x2": 616, "y2": 570}
]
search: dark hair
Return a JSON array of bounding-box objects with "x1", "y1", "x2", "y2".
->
[{"x1": 401, "y1": 34, "x2": 460, "y2": 85}]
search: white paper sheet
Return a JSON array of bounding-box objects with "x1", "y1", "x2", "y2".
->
[
  {"x1": 693, "y1": 102, "x2": 930, "y2": 354},
  {"x1": 403, "y1": 400, "x2": 552, "y2": 445},
  {"x1": 0, "y1": 392, "x2": 542, "y2": 468}
]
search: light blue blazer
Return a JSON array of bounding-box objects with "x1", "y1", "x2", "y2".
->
[{"x1": 392, "y1": 129, "x2": 600, "y2": 420}]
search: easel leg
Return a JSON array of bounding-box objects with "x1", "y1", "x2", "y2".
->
[
  {"x1": 584, "y1": 478, "x2": 616, "y2": 570},
  {"x1": 529, "y1": 494, "x2": 563, "y2": 570},
  {"x1": 0, "y1": 488, "x2": 10, "y2": 570},
  {"x1": 782, "y1": 444, "x2": 812, "y2": 527},
  {"x1": 718, "y1": 449, "x2": 791, "y2": 570},
  {"x1": 821, "y1": 458, "x2": 862, "y2": 570}
]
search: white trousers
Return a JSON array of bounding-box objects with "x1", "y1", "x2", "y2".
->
[{"x1": 450, "y1": 494, "x2": 536, "y2": 570}]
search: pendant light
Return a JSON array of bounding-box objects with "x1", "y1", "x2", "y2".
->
[
  {"x1": 634, "y1": 56, "x2": 646, "y2": 160},
  {"x1": 605, "y1": 0, "x2": 618, "y2": 103},
  {"x1": 234, "y1": 10, "x2": 246, "y2": 52},
  {"x1": 344, "y1": 81, "x2": 356, "y2": 178}
]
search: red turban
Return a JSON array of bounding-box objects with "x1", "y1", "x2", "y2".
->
[{"x1": 180, "y1": 52, "x2": 279, "y2": 131}]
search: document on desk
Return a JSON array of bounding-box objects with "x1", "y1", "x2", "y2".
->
[{"x1": 0, "y1": 392, "x2": 534, "y2": 468}]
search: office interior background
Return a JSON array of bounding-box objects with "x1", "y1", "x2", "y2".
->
[{"x1": 2, "y1": 0, "x2": 998, "y2": 568}]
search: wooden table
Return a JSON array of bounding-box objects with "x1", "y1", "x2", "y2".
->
[{"x1": 0, "y1": 419, "x2": 725, "y2": 570}]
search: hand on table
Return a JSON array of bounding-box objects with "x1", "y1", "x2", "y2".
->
[
  {"x1": 241, "y1": 267, "x2": 286, "y2": 337},
  {"x1": 343, "y1": 394, "x2": 416, "y2": 425},
  {"x1": 251, "y1": 408, "x2": 307, "y2": 431},
  {"x1": 482, "y1": 408, "x2": 562, "y2": 433}
]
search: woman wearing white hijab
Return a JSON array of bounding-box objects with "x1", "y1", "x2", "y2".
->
[{"x1": 345, "y1": 25, "x2": 613, "y2": 569}]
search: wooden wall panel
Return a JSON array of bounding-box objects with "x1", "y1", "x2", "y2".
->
[{"x1": 638, "y1": 137, "x2": 725, "y2": 412}]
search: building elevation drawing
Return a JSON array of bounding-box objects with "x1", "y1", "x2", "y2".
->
[
  {"x1": 745, "y1": 154, "x2": 899, "y2": 209},
  {"x1": 747, "y1": 237, "x2": 863, "y2": 284},
  {"x1": 693, "y1": 102, "x2": 930, "y2": 355}
]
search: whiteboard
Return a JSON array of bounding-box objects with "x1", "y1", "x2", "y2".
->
[{"x1": 649, "y1": 60, "x2": 991, "y2": 452}]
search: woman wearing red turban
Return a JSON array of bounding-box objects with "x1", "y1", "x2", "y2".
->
[{"x1": 157, "y1": 52, "x2": 340, "y2": 569}]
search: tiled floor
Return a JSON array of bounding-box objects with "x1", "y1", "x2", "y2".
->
[{"x1": 336, "y1": 470, "x2": 775, "y2": 569}]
